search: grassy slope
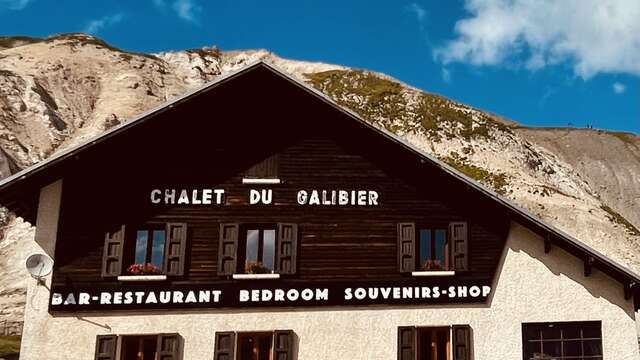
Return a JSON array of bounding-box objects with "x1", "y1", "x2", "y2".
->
[{"x1": 0, "y1": 336, "x2": 20, "y2": 357}]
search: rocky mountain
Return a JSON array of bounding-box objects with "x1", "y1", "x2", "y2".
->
[{"x1": 0, "y1": 34, "x2": 638, "y2": 334}]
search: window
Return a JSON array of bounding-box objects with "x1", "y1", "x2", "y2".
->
[
  {"x1": 133, "y1": 227, "x2": 166, "y2": 271},
  {"x1": 397, "y1": 222, "x2": 468, "y2": 273},
  {"x1": 214, "y1": 330, "x2": 294, "y2": 360},
  {"x1": 95, "y1": 334, "x2": 181, "y2": 360},
  {"x1": 218, "y1": 223, "x2": 298, "y2": 276},
  {"x1": 242, "y1": 227, "x2": 276, "y2": 274},
  {"x1": 522, "y1": 321, "x2": 602, "y2": 360},
  {"x1": 417, "y1": 327, "x2": 450, "y2": 360},
  {"x1": 398, "y1": 325, "x2": 471, "y2": 360},
  {"x1": 102, "y1": 223, "x2": 188, "y2": 278},
  {"x1": 418, "y1": 228, "x2": 449, "y2": 271},
  {"x1": 238, "y1": 332, "x2": 273, "y2": 360}
]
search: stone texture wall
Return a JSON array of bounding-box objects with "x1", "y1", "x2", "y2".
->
[{"x1": 18, "y1": 221, "x2": 639, "y2": 359}]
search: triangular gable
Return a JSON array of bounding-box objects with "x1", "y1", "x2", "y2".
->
[{"x1": 0, "y1": 60, "x2": 637, "y2": 305}]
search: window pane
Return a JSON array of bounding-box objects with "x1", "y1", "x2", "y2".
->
[
  {"x1": 262, "y1": 230, "x2": 275, "y2": 271},
  {"x1": 582, "y1": 324, "x2": 601, "y2": 338},
  {"x1": 245, "y1": 230, "x2": 259, "y2": 268},
  {"x1": 541, "y1": 324, "x2": 561, "y2": 340},
  {"x1": 563, "y1": 340, "x2": 581, "y2": 356},
  {"x1": 583, "y1": 340, "x2": 602, "y2": 355},
  {"x1": 135, "y1": 231, "x2": 149, "y2": 264},
  {"x1": 542, "y1": 341, "x2": 561, "y2": 357},
  {"x1": 523, "y1": 340, "x2": 542, "y2": 359},
  {"x1": 434, "y1": 229, "x2": 447, "y2": 269},
  {"x1": 151, "y1": 230, "x2": 166, "y2": 268},
  {"x1": 419, "y1": 230, "x2": 431, "y2": 270}
]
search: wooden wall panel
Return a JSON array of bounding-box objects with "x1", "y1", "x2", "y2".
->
[{"x1": 52, "y1": 135, "x2": 509, "y2": 287}]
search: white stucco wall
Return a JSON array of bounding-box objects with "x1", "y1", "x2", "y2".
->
[{"x1": 20, "y1": 219, "x2": 639, "y2": 360}]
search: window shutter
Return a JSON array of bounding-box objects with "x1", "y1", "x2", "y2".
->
[
  {"x1": 157, "y1": 333, "x2": 182, "y2": 360},
  {"x1": 213, "y1": 331, "x2": 235, "y2": 360},
  {"x1": 218, "y1": 223, "x2": 239, "y2": 276},
  {"x1": 101, "y1": 225, "x2": 125, "y2": 277},
  {"x1": 276, "y1": 223, "x2": 298, "y2": 274},
  {"x1": 397, "y1": 223, "x2": 416, "y2": 273},
  {"x1": 397, "y1": 326, "x2": 416, "y2": 360},
  {"x1": 449, "y1": 222, "x2": 468, "y2": 271},
  {"x1": 272, "y1": 330, "x2": 294, "y2": 360},
  {"x1": 94, "y1": 335, "x2": 117, "y2": 360},
  {"x1": 246, "y1": 154, "x2": 278, "y2": 178},
  {"x1": 164, "y1": 223, "x2": 188, "y2": 276},
  {"x1": 452, "y1": 325, "x2": 472, "y2": 360}
]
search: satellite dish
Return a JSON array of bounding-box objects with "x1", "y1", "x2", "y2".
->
[{"x1": 25, "y1": 253, "x2": 53, "y2": 281}]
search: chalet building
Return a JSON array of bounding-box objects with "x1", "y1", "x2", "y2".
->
[{"x1": 0, "y1": 61, "x2": 639, "y2": 360}]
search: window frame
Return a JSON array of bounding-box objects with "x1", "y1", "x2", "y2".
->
[
  {"x1": 521, "y1": 321, "x2": 603, "y2": 360},
  {"x1": 238, "y1": 223, "x2": 278, "y2": 274},
  {"x1": 95, "y1": 333, "x2": 182, "y2": 360},
  {"x1": 416, "y1": 326, "x2": 451, "y2": 360},
  {"x1": 126, "y1": 224, "x2": 167, "y2": 275},
  {"x1": 416, "y1": 224, "x2": 450, "y2": 271},
  {"x1": 236, "y1": 331, "x2": 274, "y2": 360},
  {"x1": 132, "y1": 226, "x2": 166, "y2": 268}
]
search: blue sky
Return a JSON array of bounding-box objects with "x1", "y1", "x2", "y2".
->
[{"x1": 1, "y1": 0, "x2": 638, "y2": 133}]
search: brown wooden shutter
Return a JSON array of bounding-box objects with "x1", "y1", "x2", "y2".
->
[
  {"x1": 397, "y1": 223, "x2": 416, "y2": 273},
  {"x1": 157, "y1": 333, "x2": 182, "y2": 360},
  {"x1": 276, "y1": 223, "x2": 298, "y2": 274},
  {"x1": 94, "y1": 335, "x2": 117, "y2": 360},
  {"x1": 397, "y1": 326, "x2": 416, "y2": 360},
  {"x1": 214, "y1": 331, "x2": 235, "y2": 360},
  {"x1": 218, "y1": 223, "x2": 239, "y2": 276},
  {"x1": 102, "y1": 225, "x2": 125, "y2": 277},
  {"x1": 452, "y1": 325, "x2": 472, "y2": 360},
  {"x1": 245, "y1": 154, "x2": 278, "y2": 178},
  {"x1": 272, "y1": 330, "x2": 294, "y2": 360},
  {"x1": 164, "y1": 223, "x2": 188, "y2": 276},
  {"x1": 449, "y1": 222, "x2": 469, "y2": 271}
]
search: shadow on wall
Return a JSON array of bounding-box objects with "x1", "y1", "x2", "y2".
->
[{"x1": 502, "y1": 222, "x2": 634, "y2": 319}]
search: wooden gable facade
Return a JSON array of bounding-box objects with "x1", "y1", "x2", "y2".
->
[
  {"x1": 49, "y1": 63, "x2": 509, "y2": 303},
  {"x1": 0, "y1": 62, "x2": 638, "y2": 312}
]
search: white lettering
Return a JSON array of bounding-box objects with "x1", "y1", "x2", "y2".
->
[
  {"x1": 239, "y1": 290, "x2": 249, "y2": 302},
  {"x1": 150, "y1": 189, "x2": 161, "y2": 204},
  {"x1": 202, "y1": 189, "x2": 212, "y2": 204},
  {"x1": 100, "y1": 292, "x2": 112, "y2": 304},
  {"x1": 297, "y1": 190, "x2": 308, "y2": 205},
  {"x1": 78, "y1": 293, "x2": 90, "y2": 305},
  {"x1": 51, "y1": 293, "x2": 63, "y2": 305},
  {"x1": 249, "y1": 189, "x2": 261, "y2": 205}
]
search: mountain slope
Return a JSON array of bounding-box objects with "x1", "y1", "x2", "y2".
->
[{"x1": 0, "y1": 34, "x2": 638, "y2": 334}]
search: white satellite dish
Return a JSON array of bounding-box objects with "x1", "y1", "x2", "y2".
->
[{"x1": 25, "y1": 253, "x2": 53, "y2": 282}]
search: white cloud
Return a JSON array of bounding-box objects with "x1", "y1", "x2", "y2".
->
[
  {"x1": 406, "y1": 2, "x2": 427, "y2": 26},
  {"x1": 0, "y1": 0, "x2": 31, "y2": 10},
  {"x1": 83, "y1": 14, "x2": 124, "y2": 35},
  {"x1": 172, "y1": 0, "x2": 201, "y2": 23},
  {"x1": 153, "y1": 0, "x2": 201, "y2": 24},
  {"x1": 441, "y1": 67, "x2": 451, "y2": 83},
  {"x1": 612, "y1": 82, "x2": 626, "y2": 94},
  {"x1": 434, "y1": 0, "x2": 640, "y2": 79}
]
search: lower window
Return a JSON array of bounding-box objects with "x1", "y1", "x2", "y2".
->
[
  {"x1": 522, "y1": 321, "x2": 602, "y2": 360},
  {"x1": 95, "y1": 333, "x2": 182, "y2": 360},
  {"x1": 238, "y1": 332, "x2": 273, "y2": 360},
  {"x1": 214, "y1": 330, "x2": 295, "y2": 360},
  {"x1": 418, "y1": 327, "x2": 450, "y2": 360},
  {"x1": 398, "y1": 325, "x2": 471, "y2": 360}
]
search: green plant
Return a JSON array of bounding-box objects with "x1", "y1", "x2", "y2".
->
[
  {"x1": 444, "y1": 156, "x2": 509, "y2": 195},
  {"x1": 245, "y1": 261, "x2": 271, "y2": 274}
]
